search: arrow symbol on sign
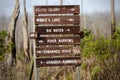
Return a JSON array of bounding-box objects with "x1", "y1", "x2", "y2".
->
[
  {"x1": 68, "y1": 19, "x2": 74, "y2": 21},
  {"x1": 38, "y1": 40, "x2": 44, "y2": 43},
  {"x1": 69, "y1": 8, "x2": 75, "y2": 11},
  {"x1": 66, "y1": 29, "x2": 70, "y2": 32},
  {"x1": 40, "y1": 61, "x2": 44, "y2": 64}
]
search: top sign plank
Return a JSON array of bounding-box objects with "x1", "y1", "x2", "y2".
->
[{"x1": 34, "y1": 5, "x2": 80, "y2": 14}]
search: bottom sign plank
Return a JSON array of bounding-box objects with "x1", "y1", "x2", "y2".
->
[{"x1": 36, "y1": 57, "x2": 81, "y2": 67}]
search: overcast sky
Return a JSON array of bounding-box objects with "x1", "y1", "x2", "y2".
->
[{"x1": 0, "y1": 0, "x2": 120, "y2": 16}]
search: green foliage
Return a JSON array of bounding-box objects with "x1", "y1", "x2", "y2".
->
[
  {"x1": 0, "y1": 31, "x2": 7, "y2": 60},
  {"x1": 81, "y1": 62, "x2": 87, "y2": 69},
  {"x1": 81, "y1": 28, "x2": 120, "y2": 80},
  {"x1": 113, "y1": 26, "x2": 120, "y2": 51},
  {"x1": 91, "y1": 66, "x2": 101, "y2": 77},
  {"x1": 0, "y1": 30, "x2": 13, "y2": 60},
  {"x1": 66, "y1": 74, "x2": 72, "y2": 80}
]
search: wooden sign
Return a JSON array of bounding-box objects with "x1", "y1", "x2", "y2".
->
[
  {"x1": 35, "y1": 16, "x2": 80, "y2": 25},
  {"x1": 35, "y1": 26, "x2": 80, "y2": 34},
  {"x1": 36, "y1": 36, "x2": 80, "y2": 45},
  {"x1": 34, "y1": 5, "x2": 80, "y2": 14},
  {"x1": 36, "y1": 46, "x2": 80, "y2": 56},
  {"x1": 32, "y1": 5, "x2": 81, "y2": 67},
  {"x1": 29, "y1": 32, "x2": 37, "y2": 39},
  {"x1": 36, "y1": 57, "x2": 81, "y2": 67}
]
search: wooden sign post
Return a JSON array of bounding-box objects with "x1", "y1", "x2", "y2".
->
[{"x1": 30, "y1": 5, "x2": 81, "y2": 80}]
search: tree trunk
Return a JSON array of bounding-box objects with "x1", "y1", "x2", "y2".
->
[
  {"x1": 111, "y1": 0, "x2": 115, "y2": 35},
  {"x1": 60, "y1": 0, "x2": 63, "y2": 5},
  {"x1": 7, "y1": 0, "x2": 20, "y2": 66},
  {"x1": 22, "y1": 0, "x2": 30, "y2": 60}
]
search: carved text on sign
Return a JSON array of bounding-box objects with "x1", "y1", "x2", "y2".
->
[
  {"x1": 36, "y1": 47, "x2": 80, "y2": 56},
  {"x1": 36, "y1": 57, "x2": 81, "y2": 67},
  {"x1": 37, "y1": 49, "x2": 80, "y2": 54},
  {"x1": 35, "y1": 16, "x2": 80, "y2": 24},
  {"x1": 36, "y1": 18, "x2": 60, "y2": 22},
  {"x1": 35, "y1": 26, "x2": 80, "y2": 34},
  {"x1": 38, "y1": 39, "x2": 74, "y2": 43},
  {"x1": 46, "y1": 28, "x2": 64, "y2": 32},
  {"x1": 35, "y1": 8, "x2": 60, "y2": 12},
  {"x1": 43, "y1": 60, "x2": 78, "y2": 64},
  {"x1": 36, "y1": 49, "x2": 80, "y2": 54},
  {"x1": 34, "y1": 5, "x2": 80, "y2": 14},
  {"x1": 36, "y1": 36, "x2": 80, "y2": 45}
]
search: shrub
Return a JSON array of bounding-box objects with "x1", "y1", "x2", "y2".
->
[
  {"x1": 0, "y1": 30, "x2": 12, "y2": 60},
  {"x1": 81, "y1": 28, "x2": 120, "y2": 80}
]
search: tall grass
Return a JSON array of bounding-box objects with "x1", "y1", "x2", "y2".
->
[{"x1": 81, "y1": 27, "x2": 120, "y2": 80}]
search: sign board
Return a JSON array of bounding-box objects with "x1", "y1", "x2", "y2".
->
[
  {"x1": 36, "y1": 57, "x2": 81, "y2": 67},
  {"x1": 35, "y1": 26, "x2": 80, "y2": 34},
  {"x1": 32, "y1": 5, "x2": 81, "y2": 67},
  {"x1": 36, "y1": 46, "x2": 80, "y2": 56},
  {"x1": 36, "y1": 36, "x2": 80, "y2": 45},
  {"x1": 34, "y1": 5, "x2": 80, "y2": 14},
  {"x1": 29, "y1": 32, "x2": 37, "y2": 39},
  {"x1": 35, "y1": 16, "x2": 80, "y2": 25}
]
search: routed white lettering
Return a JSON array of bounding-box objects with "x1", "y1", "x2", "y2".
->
[
  {"x1": 47, "y1": 39, "x2": 57, "y2": 43},
  {"x1": 48, "y1": 8, "x2": 60, "y2": 12},
  {"x1": 35, "y1": 8, "x2": 47, "y2": 12},
  {"x1": 62, "y1": 49, "x2": 71, "y2": 53},
  {"x1": 58, "y1": 39, "x2": 73, "y2": 42},
  {"x1": 53, "y1": 29, "x2": 63, "y2": 32},
  {"x1": 46, "y1": 29, "x2": 52, "y2": 32}
]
